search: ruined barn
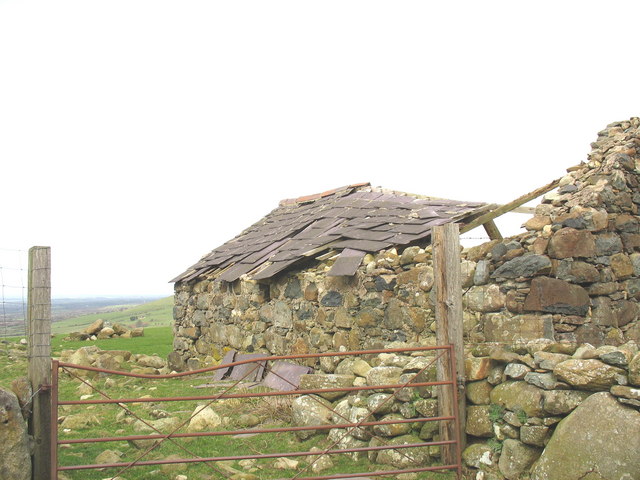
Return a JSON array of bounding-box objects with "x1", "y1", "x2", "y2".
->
[{"x1": 170, "y1": 119, "x2": 640, "y2": 372}]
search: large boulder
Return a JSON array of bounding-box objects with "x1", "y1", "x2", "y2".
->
[
  {"x1": 530, "y1": 392, "x2": 640, "y2": 480},
  {"x1": 0, "y1": 387, "x2": 31, "y2": 480}
]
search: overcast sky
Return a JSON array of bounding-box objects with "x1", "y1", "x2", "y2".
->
[{"x1": 0, "y1": 1, "x2": 638, "y2": 298}]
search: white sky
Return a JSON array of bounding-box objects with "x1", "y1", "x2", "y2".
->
[{"x1": 0, "y1": 0, "x2": 638, "y2": 297}]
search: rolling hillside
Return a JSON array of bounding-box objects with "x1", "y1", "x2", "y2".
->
[{"x1": 51, "y1": 296, "x2": 174, "y2": 334}]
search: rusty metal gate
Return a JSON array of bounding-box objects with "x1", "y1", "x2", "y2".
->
[{"x1": 50, "y1": 345, "x2": 462, "y2": 479}]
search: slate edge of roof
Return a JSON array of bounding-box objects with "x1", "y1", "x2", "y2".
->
[{"x1": 171, "y1": 183, "x2": 489, "y2": 284}]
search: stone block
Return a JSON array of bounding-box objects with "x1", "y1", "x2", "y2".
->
[
  {"x1": 499, "y1": 439, "x2": 542, "y2": 480},
  {"x1": 489, "y1": 381, "x2": 545, "y2": 417},
  {"x1": 464, "y1": 284, "x2": 506, "y2": 312},
  {"x1": 491, "y1": 254, "x2": 551, "y2": 279},
  {"x1": 524, "y1": 277, "x2": 589, "y2": 315},
  {"x1": 465, "y1": 357, "x2": 493, "y2": 381},
  {"x1": 465, "y1": 405, "x2": 493, "y2": 437},
  {"x1": 548, "y1": 228, "x2": 596, "y2": 259},
  {"x1": 484, "y1": 313, "x2": 553, "y2": 343},
  {"x1": 555, "y1": 260, "x2": 600, "y2": 283},
  {"x1": 553, "y1": 358, "x2": 626, "y2": 391}
]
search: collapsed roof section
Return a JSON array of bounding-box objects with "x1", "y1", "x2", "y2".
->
[{"x1": 171, "y1": 183, "x2": 492, "y2": 284}]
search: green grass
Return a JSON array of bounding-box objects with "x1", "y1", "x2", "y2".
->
[
  {"x1": 52, "y1": 296, "x2": 174, "y2": 335},
  {"x1": 54, "y1": 326, "x2": 175, "y2": 358}
]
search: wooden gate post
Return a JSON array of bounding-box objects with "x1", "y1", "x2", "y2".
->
[
  {"x1": 27, "y1": 246, "x2": 52, "y2": 480},
  {"x1": 432, "y1": 224, "x2": 466, "y2": 463}
]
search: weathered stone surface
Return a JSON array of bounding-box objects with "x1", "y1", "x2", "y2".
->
[
  {"x1": 299, "y1": 374, "x2": 355, "y2": 400},
  {"x1": 273, "y1": 300, "x2": 293, "y2": 328},
  {"x1": 320, "y1": 291, "x2": 343, "y2": 307},
  {"x1": 366, "y1": 393, "x2": 395, "y2": 415},
  {"x1": 520, "y1": 425, "x2": 549, "y2": 447},
  {"x1": 136, "y1": 354, "x2": 166, "y2": 369},
  {"x1": 84, "y1": 318, "x2": 104, "y2": 335},
  {"x1": 95, "y1": 449, "x2": 122, "y2": 464},
  {"x1": 524, "y1": 277, "x2": 589, "y2": 315},
  {"x1": 492, "y1": 254, "x2": 551, "y2": 279},
  {"x1": 531, "y1": 392, "x2": 640, "y2": 480},
  {"x1": 292, "y1": 395, "x2": 333, "y2": 439},
  {"x1": 474, "y1": 260, "x2": 491, "y2": 285},
  {"x1": 547, "y1": 228, "x2": 596, "y2": 259},
  {"x1": 414, "y1": 398, "x2": 438, "y2": 417},
  {"x1": 372, "y1": 413, "x2": 412, "y2": 437},
  {"x1": 484, "y1": 313, "x2": 553, "y2": 343},
  {"x1": 366, "y1": 366, "x2": 402, "y2": 390},
  {"x1": 525, "y1": 216, "x2": 551, "y2": 231},
  {"x1": 187, "y1": 405, "x2": 221, "y2": 432},
  {"x1": 466, "y1": 380, "x2": 493, "y2": 405},
  {"x1": 10, "y1": 377, "x2": 31, "y2": 420},
  {"x1": 553, "y1": 359, "x2": 627, "y2": 391},
  {"x1": 504, "y1": 362, "x2": 531, "y2": 380},
  {"x1": 465, "y1": 405, "x2": 493, "y2": 437},
  {"x1": 462, "y1": 443, "x2": 494, "y2": 468},
  {"x1": 630, "y1": 353, "x2": 640, "y2": 386},
  {"x1": 610, "y1": 385, "x2": 640, "y2": 401},
  {"x1": 611, "y1": 252, "x2": 634, "y2": 279},
  {"x1": 533, "y1": 351, "x2": 570, "y2": 370},
  {"x1": 489, "y1": 381, "x2": 544, "y2": 417},
  {"x1": 335, "y1": 358, "x2": 371, "y2": 377},
  {"x1": 595, "y1": 232, "x2": 624, "y2": 256},
  {"x1": 498, "y1": 439, "x2": 541, "y2": 480},
  {"x1": 464, "y1": 284, "x2": 506, "y2": 312},
  {"x1": 524, "y1": 372, "x2": 563, "y2": 390},
  {"x1": 555, "y1": 260, "x2": 600, "y2": 283},
  {"x1": 599, "y1": 346, "x2": 633, "y2": 367},
  {"x1": 465, "y1": 357, "x2": 493, "y2": 381},
  {"x1": 374, "y1": 434, "x2": 430, "y2": 467},
  {"x1": 0, "y1": 387, "x2": 31, "y2": 480}
]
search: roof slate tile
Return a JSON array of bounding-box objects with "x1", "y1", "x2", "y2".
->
[{"x1": 171, "y1": 184, "x2": 487, "y2": 283}]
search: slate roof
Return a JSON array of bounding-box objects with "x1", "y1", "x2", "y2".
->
[{"x1": 171, "y1": 183, "x2": 490, "y2": 284}]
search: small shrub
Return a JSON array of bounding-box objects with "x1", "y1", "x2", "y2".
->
[
  {"x1": 487, "y1": 438, "x2": 503, "y2": 453},
  {"x1": 516, "y1": 409, "x2": 528, "y2": 425},
  {"x1": 488, "y1": 403, "x2": 504, "y2": 422}
]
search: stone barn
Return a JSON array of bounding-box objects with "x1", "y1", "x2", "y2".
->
[{"x1": 170, "y1": 118, "x2": 640, "y2": 372}]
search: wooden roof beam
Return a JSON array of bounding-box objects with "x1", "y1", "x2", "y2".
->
[{"x1": 460, "y1": 176, "x2": 563, "y2": 235}]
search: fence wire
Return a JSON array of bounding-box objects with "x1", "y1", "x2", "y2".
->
[{"x1": 0, "y1": 248, "x2": 28, "y2": 342}]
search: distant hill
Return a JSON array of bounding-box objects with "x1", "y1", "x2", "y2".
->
[
  {"x1": 51, "y1": 296, "x2": 174, "y2": 334},
  {"x1": 0, "y1": 296, "x2": 174, "y2": 337}
]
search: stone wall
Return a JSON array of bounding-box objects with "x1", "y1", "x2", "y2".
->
[
  {"x1": 286, "y1": 340, "x2": 639, "y2": 479},
  {"x1": 462, "y1": 341, "x2": 639, "y2": 479}
]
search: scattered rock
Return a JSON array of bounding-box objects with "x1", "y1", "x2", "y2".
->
[{"x1": 187, "y1": 405, "x2": 221, "y2": 432}]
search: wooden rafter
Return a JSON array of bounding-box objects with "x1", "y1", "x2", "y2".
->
[{"x1": 460, "y1": 176, "x2": 563, "y2": 235}]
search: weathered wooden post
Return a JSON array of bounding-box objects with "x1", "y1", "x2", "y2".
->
[
  {"x1": 432, "y1": 224, "x2": 466, "y2": 465},
  {"x1": 27, "y1": 246, "x2": 52, "y2": 479}
]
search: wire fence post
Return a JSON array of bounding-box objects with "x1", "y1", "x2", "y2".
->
[
  {"x1": 432, "y1": 224, "x2": 466, "y2": 465},
  {"x1": 27, "y1": 246, "x2": 52, "y2": 480}
]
